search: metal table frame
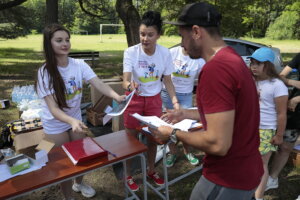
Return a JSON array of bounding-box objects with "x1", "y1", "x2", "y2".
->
[{"x1": 147, "y1": 141, "x2": 202, "y2": 200}]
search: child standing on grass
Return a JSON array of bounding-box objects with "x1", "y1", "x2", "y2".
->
[
  {"x1": 249, "y1": 47, "x2": 288, "y2": 200},
  {"x1": 161, "y1": 46, "x2": 205, "y2": 167},
  {"x1": 36, "y1": 24, "x2": 125, "y2": 200}
]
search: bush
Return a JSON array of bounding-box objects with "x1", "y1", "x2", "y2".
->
[{"x1": 266, "y1": 2, "x2": 300, "y2": 40}]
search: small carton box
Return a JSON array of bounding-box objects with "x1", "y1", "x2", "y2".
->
[
  {"x1": 86, "y1": 108, "x2": 106, "y2": 126},
  {"x1": 13, "y1": 128, "x2": 55, "y2": 166},
  {"x1": 14, "y1": 129, "x2": 45, "y2": 152},
  {"x1": 291, "y1": 149, "x2": 300, "y2": 168},
  {"x1": 25, "y1": 138, "x2": 55, "y2": 166},
  {"x1": 5, "y1": 154, "x2": 30, "y2": 174}
]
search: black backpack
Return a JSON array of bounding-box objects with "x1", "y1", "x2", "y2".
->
[{"x1": 0, "y1": 122, "x2": 14, "y2": 148}]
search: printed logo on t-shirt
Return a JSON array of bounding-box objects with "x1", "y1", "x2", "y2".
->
[
  {"x1": 172, "y1": 61, "x2": 191, "y2": 78},
  {"x1": 66, "y1": 76, "x2": 82, "y2": 100},
  {"x1": 138, "y1": 61, "x2": 160, "y2": 83}
]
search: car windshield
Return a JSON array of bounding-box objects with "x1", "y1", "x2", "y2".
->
[{"x1": 224, "y1": 41, "x2": 258, "y2": 56}]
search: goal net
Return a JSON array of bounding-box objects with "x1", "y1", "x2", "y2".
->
[{"x1": 99, "y1": 24, "x2": 124, "y2": 42}]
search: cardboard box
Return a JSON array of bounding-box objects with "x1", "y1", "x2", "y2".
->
[
  {"x1": 291, "y1": 149, "x2": 300, "y2": 168},
  {"x1": 89, "y1": 79, "x2": 125, "y2": 130},
  {"x1": 6, "y1": 154, "x2": 30, "y2": 174},
  {"x1": 86, "y1": 108, "x2": 106, "y2": 126},
  {"x1": 14, "y1": 129, "x2": 45, "y2": 152},
  {"x1": 13, "y1": 128, "x2": 55, "y2": 167},
  {"x1": 91, "y1": 79, "x2": 124, "y2": 106}
]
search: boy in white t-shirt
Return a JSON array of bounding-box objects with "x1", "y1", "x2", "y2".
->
[{"x1": 161, "y1": 46, "x2": 205, "y2": 167}]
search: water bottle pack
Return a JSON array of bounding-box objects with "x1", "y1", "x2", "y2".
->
[{"x1": 11, "y1": 85, "x2": 39, "y2": 104}]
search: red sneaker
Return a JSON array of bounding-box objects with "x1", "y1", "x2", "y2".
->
[
  {"x1": 126, "y1": 176, "x2": 139, "y2": 191},
  {"x1": 147, "y1": 172, "x2": 164, "y2": 186}
]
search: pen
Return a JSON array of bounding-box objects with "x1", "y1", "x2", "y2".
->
[{"x1": 102, "y1": 148, "x2": 117, "y2": 157}]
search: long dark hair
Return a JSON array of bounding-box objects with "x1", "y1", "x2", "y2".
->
[
  {"x1": 141, "y1": 11, "x2": 163, "y2": 34},
  {"x1": 263, "y1": 61, "x2": 282, "y2": 81},
  {"x1": 38, "y1": 24, "x2": 70, "y2": 110}
]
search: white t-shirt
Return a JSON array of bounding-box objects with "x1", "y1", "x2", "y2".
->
[
  {"x1": 123, "y1": 43, "x2": 174, "y2": 96},
  {"x1": 37, "y1": 58, "x2": 96, "y2": 134},
  {"x1": 257, "y1": 78, "x2": 288, "y2": 129},
  {"x1": 169, "y1": 46, "x2": 205, "y2": 93}
]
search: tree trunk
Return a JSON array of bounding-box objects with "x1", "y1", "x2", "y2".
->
[
  {"x1": 115, "y1": 0, "x2": 140, "y2": 47},
  {"x1": 45, "y1": 0, "x2": 58, "y2": 25}
]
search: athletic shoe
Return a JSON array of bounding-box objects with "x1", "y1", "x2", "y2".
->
[
  {"x1": 296, "y1": 195, "x2": 300, "y2": 200},
  {"x1": 147, "y1": 171, "x2": 164, "y2": 186},
  {"x1": 185, "y1": 153, "x2": 199, "y2": 166},
  {"x1": 126, "y1": 176, "x2": 139, "y2": 191},
  {"x1": 166, "y1": 154, "x2": 177, "y2": 167},
  {"x1": 265, "y1": 176, "x2": 278, "y2": 191},
  {"x1": 72, "y1": 182, "x2": 96, "y2": 198}
]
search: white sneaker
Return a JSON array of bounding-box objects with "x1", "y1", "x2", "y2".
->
[
  {"x1": 296, "y1": 195, "x2": 300, "y2": 200},
  {"x1": 72, "y1": 182, "x2": 96, "y2": 198},
  {"x1": 265, "y1": 176, "x2": 278, "y2": 192}
]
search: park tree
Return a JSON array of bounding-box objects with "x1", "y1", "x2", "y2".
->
[
  {"x1": 46, "y1": 0, "x2": 58, "y2": 24},
  {"x1": 0, "y1": 1, "x2": 33, "y2": 39},
  {"x1": 78, "y1": 0, "x2": 140, "y2": 46},
  {"x1": 266, "y1": 1, "x2": 300, "y2": 40}
]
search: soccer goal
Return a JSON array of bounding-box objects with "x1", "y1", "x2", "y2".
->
[{"x1": 99, "y1": 24, "x2": 124, "y2": 42}]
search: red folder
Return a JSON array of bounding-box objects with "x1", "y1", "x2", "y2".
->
[{"x1": 62, "y1": 137, "x2": 108, "y2": 165}]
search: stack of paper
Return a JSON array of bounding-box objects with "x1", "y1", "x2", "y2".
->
[{"x1": 132, "y1": 113, "x2": 202, "y2": 131}]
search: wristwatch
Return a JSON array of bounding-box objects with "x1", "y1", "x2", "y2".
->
[{"x1": 170, "y1": 128, "x2": 179, "y2": 143}]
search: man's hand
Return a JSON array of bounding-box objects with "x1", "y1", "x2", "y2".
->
[
  {"x1": 161, "y1": 109, "x2": 185, "y2": 124},
  {"x1": 288, "y1": 96, "x2": 300, "y2": 112},
  {"x1": 149, "y1": 126, "x2": 173, "y2": 143}
]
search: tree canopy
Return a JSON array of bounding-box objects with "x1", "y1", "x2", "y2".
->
[{"x1": 0, "y1": 0, "x2": 299, "y2": 43}]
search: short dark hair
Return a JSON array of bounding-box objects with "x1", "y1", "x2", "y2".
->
[{"x1": 141, "y1": 11, "x2": 163, "y2": 34}]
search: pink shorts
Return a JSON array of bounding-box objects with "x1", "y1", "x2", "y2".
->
[{"x1": 124, "y1": 92, "x2": 162, "y2": 129}]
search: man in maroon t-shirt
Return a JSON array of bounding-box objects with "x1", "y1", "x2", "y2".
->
[{"x1": 151, "y1": 2, "x2": 263, "y2": 200}]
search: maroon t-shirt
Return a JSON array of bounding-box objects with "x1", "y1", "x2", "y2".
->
[{"x1": 197, "y1": 47, "x2": 263, "y2": 190}]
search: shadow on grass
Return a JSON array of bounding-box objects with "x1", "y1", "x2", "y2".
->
[{"x1": 0, "y1": 48, "x2": 43, "y2": 79}]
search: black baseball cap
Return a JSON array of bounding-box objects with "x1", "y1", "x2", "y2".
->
[{"x1": 165, "y1": 2, "x2": 222, "y2": 27}]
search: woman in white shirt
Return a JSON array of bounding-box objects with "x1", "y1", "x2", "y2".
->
[
  {"x1": 122, "y1": 11, "x2": 179, "y2": 191},
  {"x1": 37, "y1": 24, "x2": 124, "y2": 200}
]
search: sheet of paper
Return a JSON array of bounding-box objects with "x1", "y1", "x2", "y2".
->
[
  {"x1": 173, "y1": 119, "x2": 196, "y2": 131},
  {"x1": 133, "y1": 113, "x2": 199, "y2": 131},
  {"x1": 294, "y1": 144, "x2": 300, "y2": 151},
  {"x1": 103, "y1": 114, "x2": 112, "y2": 126},
  {"x1": 107, "y1": 90, "x2": 135, "y2": 117},
  {"x1": 132, "y1": 113, "x2": 172, "y2": 129}
]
